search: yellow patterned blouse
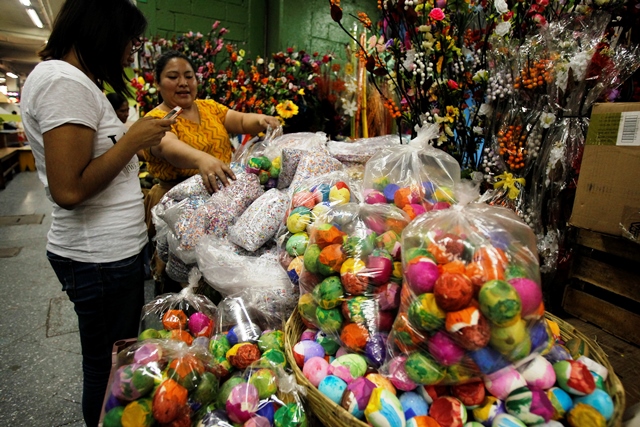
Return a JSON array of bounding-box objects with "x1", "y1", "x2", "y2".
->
[{"x1": 144, "y1": 99, "x2": 232, "y2": 181}]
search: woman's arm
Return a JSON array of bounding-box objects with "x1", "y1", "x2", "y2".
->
[
  {"x1": 149, "y1": 131, "x2": 235, "y2": 192},
  {"x1": 224, "y1": 109, "x2": 281, "y2": 135},
  {"x1": 44, "y1": 117, "x2": 174, "y2": 209}
]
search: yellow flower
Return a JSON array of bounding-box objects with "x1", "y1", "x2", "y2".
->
[
  {"x1": 137, "y1": 76, "x2": 145, "y2": 85},
  {"x1": 345, "y1": 63, "x2": 354, "y2": 75},
  {"x1": 276, "y1": 100, "x2": 299, "y2": 119},
  {"x1": 446, "y1": 105, "x2": 460, "y2": 118},
  {"x1": 239, "y1": 49, "x2": 246, "y2": 57},
  {"x1": 298, "y1": 88, "x2": 305, "y2": 95}
]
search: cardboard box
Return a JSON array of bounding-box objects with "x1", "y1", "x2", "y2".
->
[{"x1": 570, "y1": 103, "x2": 640, "y2": 242}]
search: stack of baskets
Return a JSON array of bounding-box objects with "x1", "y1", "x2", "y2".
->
[{"x1": 284, "y1": 309, "x2": 626, "y2": 427}]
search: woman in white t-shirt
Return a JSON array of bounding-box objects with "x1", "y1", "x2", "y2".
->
[{"x1": 20, "y1": 0, "x2": 174, "y2": 425}]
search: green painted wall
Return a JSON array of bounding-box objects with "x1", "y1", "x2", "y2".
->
[
  {"x1": 138, "y1": 0, "x2": 380, "y2": 61},
  {"x1": 137, "y1": 0, "x2": 267, "y2": 58},
  {"x1": 267, "y1": 0, "x2": 380, "y2": 61}
]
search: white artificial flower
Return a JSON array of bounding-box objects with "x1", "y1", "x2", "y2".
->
[
  {"x1": 268, "y1": 62, "x2": 275, "y2": 71},
  {"x1": 345, "y1": 80, "x2": 357, "y2": 93},
  {"x1": 403, "y1": 49, "x2": 417, "y2": 71},
  {"x1": 495, "y1": 21, "x2": 511, "y2": 37},
  {"x1": 342, "y1": 99, "x2": 357, "y2": 117},
  {"x1": 478, "y1": 103, "x2": 493, "y2": 116},
  {"x1": 495, "y1": 0, "x2": 509, "y2": 14},
  {"x1": 473, "y1": 126, "x2": 483, "y2": 134},
  {"x1": 257, "y1": 58, "x2": 264, "y2": 65},
  {"x1": 540, "y1": 112, "x2": 556, "y2": 128},
  {"x1": 472, "y1": 69, "x2": 489, "y2": 83}
]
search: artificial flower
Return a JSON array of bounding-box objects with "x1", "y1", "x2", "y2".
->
[
  {"x1": 495, "y1": 0, "x2": 509, "y2": 15},
  {"x1": 429, "y1": 8, "x2": 445, "y2": 21},
  {"x1": 495, "y1": 21, "x2": 511, "y2": 37},
  {"x1": 276, "y1": 100, "x2": 299, "y2": 119}
]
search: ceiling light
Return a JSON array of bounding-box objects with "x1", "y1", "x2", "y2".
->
[
  {"x1": 19, "y1": 0, "x2": 32, "y2": 5},
  {"x1": 6, "y1": 72, "x2": 18, "y2": 79},
  {"x1": 26, "y1": 8, "x2": 44, "y2": 28}
]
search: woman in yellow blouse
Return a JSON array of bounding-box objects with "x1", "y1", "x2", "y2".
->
[{"x1": 143, "y1": 51, "x2": 279, "y2": 230}]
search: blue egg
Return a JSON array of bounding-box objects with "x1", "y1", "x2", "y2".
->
[
  {"x1": 312, "y1": 183, "x2": 331, "y2": 202},
  {"x1": 492, "y1": 413, "x2": 527, "y2": 427},
  {"x1": 574, "y1": 388, "x2": 614, "y2": 420},
  {"x1": 399, "y1": 391, "x2": 429, "y2": 420},
  {"x1": 529, "y1": 321, "x2": 550, "y2": 350},
  {"x1": 470, "y1": 347, "x2": 510, "y2": 375},
  {"x1": 547, "y1": 387, "x2": 573, "y2": 418},
  {"x1": 383, "y1": 183, "x2": 400, "y2": 203},
  {"x1": 256, "y1": 400, "x2": 275, "y2": 424},
  {"x1": 422, "y1": 181, "x2": 436, "y2": 198},
  {"x1": 365, "y1": 388, "x2": 406, "y2": 427},
  {"x1": 544, "y1": 344, "x2": 572, "y2": 363},
  {"x1": 318, "y1": 375, "x2": 348, "y2": 405}
]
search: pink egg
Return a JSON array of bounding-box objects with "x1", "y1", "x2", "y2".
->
[
  {"x1": 367, "y1": 256, "x2": 392, "y2": 285},
  {"x1": 388, "y1": 355, "x2": 418, "y2": 391},
  {"x1": 427, "y1": 331, "x2": 465, "y2": 366},
  {"x1": 336, "y1": 347, "x2": 349, "y2": 358},
  {"x1": 374, "y1": 282, "x2": 401, "y2": 311},
  {"x1": 244, "y1": 416, "x2": 271, "y2": 427},
  {"x1": 376, "y1": 310, "x2": 395, "y2": 332},
  {"x1": 188, "y1": 312, "x2": 213, "y2": 337},
  {"x1": 509, "y1": 278, "x2": 542, "y2": 317},
  {"x1": 226, "y1": 383, "x2": 260, "y2": 424},
  {"x1": 329, "y1": 364, "x2": 354, "y2": 384},
  {"x1": 406, "y1": 258, "x2": 440, "y2": 294},
  {"x1": 518, "y1": 355, "x2": 556, "y2": 389},
  {"x1": 364, "y1": 216, "x2": 387, "y2": 234},
  {"x1": 365, "y1": 190, "x2": 387, "y2": 205},
  {"x1": 432, "y1": 201, "x2": 451, "y2": 210},
  {"x1": 293, "y1": 190, "x2": 316, "y2": 209},
  {"x1": 303, "y1": 356, "x2": 330, "y2": 387},
  {"x1": 301, "y1": 328, "x2": 318, "y2": 341},
  {"x1": 484, "y1": 367, "x2": 527, "y2": 400}
]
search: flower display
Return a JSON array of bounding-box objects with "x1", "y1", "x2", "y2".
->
[
  {"x1": 131, "y1": 25, "x2": 350, "y2": 135},
  {"x1": 329, "y1": 0, "x2": 640, "y2": 277}
]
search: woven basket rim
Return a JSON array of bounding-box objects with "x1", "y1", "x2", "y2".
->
[{"x1": 285, "y1": 309, "x2": 625, "y2": 427}]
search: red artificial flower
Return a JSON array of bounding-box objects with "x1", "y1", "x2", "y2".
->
[
  {"x1": 429, "y1": 8, "x2": 445, "y2": 21},
  {"x1": 322, "y1": 55, "x2": 331, "y2": 63},
  {"x1": 287, "y1": 47, "x2": 294, "y2": 54},
  {"x1": 447, "y1": 79, "x2": 459, "y2": 90}
]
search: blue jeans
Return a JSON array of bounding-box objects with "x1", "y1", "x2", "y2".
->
[{"x1": 47, "y1": 251, "x2": 145, "y2": 427}]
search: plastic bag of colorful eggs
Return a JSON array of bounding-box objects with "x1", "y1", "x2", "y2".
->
[
  {"x1": 138, "y1": 285, "x2": 217, "y2": 347},
  {"x1": 296, "y1": 203, "x2": 410, "y2": 367},
  {"x1": 293, "y1": 323, "x2": 617, "y2": 427},
  {"x1": 362, "y1": 140, "x2": 461, "y2": 219},
  {"x1": 102, "y1": 339, "x2": 220, "y2": 427},
  {"x1": 379, "y1": 201, "x2": 552, "y2": 389},
  {"x1": 192, "y1": 359, "x2": 308, "y2": 427},
  {"x1": 277, "y1": 171, "x2": 360, "y2": 280}
]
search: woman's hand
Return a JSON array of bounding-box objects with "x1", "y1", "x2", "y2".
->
[
  {"x1": 124, "y1": 116, "x2": 176, "y2": 152},
  {"x1": 258, "y1": 115, "x2": 281, "y2": 130},
  {"x1": 197, "y1": 154, "x2": 237, "y2": 193}
]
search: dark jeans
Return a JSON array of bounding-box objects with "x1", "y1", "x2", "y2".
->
[{"x1": 47, "y1": 250, "x2": 145, "y2": 427}]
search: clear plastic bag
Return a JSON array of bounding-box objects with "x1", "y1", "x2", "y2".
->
[
  {"x1": 196, "y1": 235, "x2": 296, "y2": 310},
  {"x1": 102, "y1": 339, "x2": 218, "y2": 426},
  {"x1": 297, "y1": 202, "x2": 411, "y2": 367},
  {"x1": 327, "y1": 135, "x2": 402, "y2": 165},
  {"x1": 228, "y1": 189, "x2": 291, "y2": 252},
  {"x1": 381, "y1": 186, "x2": 551, "y2": 387},
  {"x1": 287, "y1": 153, "x2": 345, "y2": 192},
  {"x1": 138, "y1": 270, "x2": 218, "y2": 347},
  {"x1": 277, "y1": 171, "x2": 362, "y2": 269},
  {"x1": 362, "y1": 127, "x2": 461, "y2": 218}
]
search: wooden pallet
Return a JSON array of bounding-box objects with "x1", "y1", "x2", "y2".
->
[{"x1": 564, "y1": 229, "x2": 640, "y2": 346}]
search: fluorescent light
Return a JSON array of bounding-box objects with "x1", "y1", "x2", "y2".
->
[
  {"x1": 6, "y1": 72, "x2": 18, "y2": 79},
  {"x1": 26, "y1": 8, "x2": 43, "y2": 28},
  {"x1": 19, "y1": 0, "x2": 32, "y2": 5}
]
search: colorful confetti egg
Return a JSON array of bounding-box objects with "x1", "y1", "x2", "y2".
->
[{"x1": 365, "y1": 387, "x2": 407, "y2": 427}]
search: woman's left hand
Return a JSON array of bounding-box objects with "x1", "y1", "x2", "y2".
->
[{"x1": 259, "y1": 115, "x2": 281, "y2": 130}]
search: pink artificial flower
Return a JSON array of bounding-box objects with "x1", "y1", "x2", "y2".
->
[
  {"x1": 429, "y1": 8, "x2": 445, "y2": 21},
  {"x1": 532, "y1": 14, "x2": 547, "y2": 26},
  {"x1": 219, "y1": 28, "x2": 229, "y2": 36},
  {"x1": 212, "y1": 21, "x2": 220, "y2": 30},
  {"x1": 536, "y1": 0, "x2": 549, "y2": 6},
  {"x1": 447, "y1": 79, "x2": 459, "y2": 90},
  {"x1": 187, "y1": 31, "x2": 194, "y2": 37}
]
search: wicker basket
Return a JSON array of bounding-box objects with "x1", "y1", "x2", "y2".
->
[{"x1": 285, "y1": 309, "x2": 625, "y2": 427}]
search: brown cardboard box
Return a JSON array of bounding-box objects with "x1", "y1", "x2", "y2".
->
[{"x1": 570, "y1": 103, "x2": 640, "y2": 242}]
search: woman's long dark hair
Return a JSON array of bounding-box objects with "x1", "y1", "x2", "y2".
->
[{"x1": 39, "y1": 0, "x2": 147, "y2": 97}]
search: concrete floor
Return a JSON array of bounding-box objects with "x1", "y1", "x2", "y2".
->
[{"x1": 0, "y1": 172, "x2": 153, "y2": 427}]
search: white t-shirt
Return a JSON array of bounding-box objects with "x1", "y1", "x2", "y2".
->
[{"x1": 21, "y1": 60, "x2": 147, "y2": 263}]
